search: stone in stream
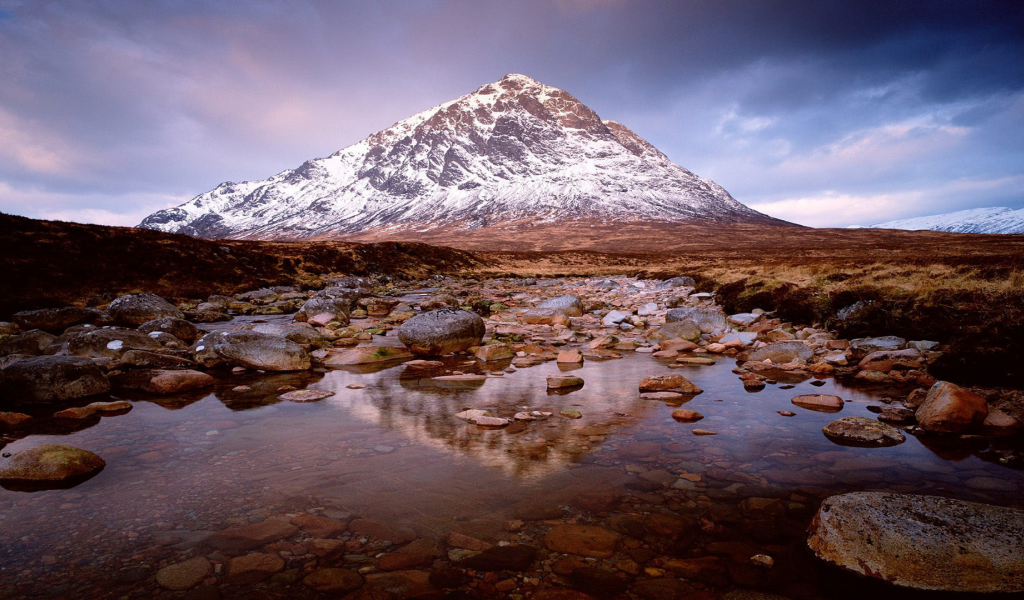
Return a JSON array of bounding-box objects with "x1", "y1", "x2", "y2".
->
[
  {"x1": 639, "y1": 374, "x2": 702, "y2": 395},
  {"x1": 474, "y1": 343, "x2": 514, "y2": 362},
  {"x1": 0, "y1": 444, "x2": 105, "y2": 490},
  {"x1": 0, "y1": 355, "x2": 110, "y2": 403},
  {"x1": 745, "y1": 341, "x2": 813, "y2": 363},
  {"x1": 791, "y1": 394, "x2": 844, "y2": 412},
  {"x1": 692, "y1": 429, "x2": 718, "y2": 436},
  {"x1": 53, "y1": 400, "x2": 132, "y2": 419},
  {"x1": 822, "y1": 416, "x2": 905, "y2": 446},
  {"x1": 719, "y1": 332, "x2": 758, "y2": 346},
  {"x1": 544, "y1": 524, "x2": 621, "y2": 558},
  {"x1": 0, "y1": 411, "x2": 32, "y2": 428},
  {"x1": 547, "y1": 375, "x2": 584, "y2": 390},
  {"x1": 12, "y1": 307, "x2": 106, "y2": 333},
  {"x1": 224, "y1": 553, "x2": 285, "y2": 585},
  {"x1": 665, "y1": 308, "x2": 726, "y2": 333},
  {"x1": 302, "y1": 568, "x2": 363, "y2": 593},
  {"x1": 675, "y1": 356, "x2": 715, "y2": 366},
  {"x1": 858, "y1": 348, "x2": 922, "y2": 373},
  {"x1": 646, "y1": 320, "x2": 700, "y2": 342},
  {"x1": 460, "y1": 545, "x2": 538, "y2": 571},
  {"x1": 808, "y1": 492, "x2": 1024, "y2": 593},
  {"x1": 192, "y1": 331, "x2": 311, "y2": 371},
  {"x1": 107, "y1": 293, "x2": 183, "y2": 326},
  {"x1": 671, "y1": 409, "x2": 704, "y2": 422},
  {"x1": 321, "y1": 345, "x2": 413, "y2": 365},
  {"x1": 155, "y1": 556, "x2": 213, "y2": 591},
  {"x1": 137, "y1": 317, "x2": 200, "y2": 344},
  {"x1": 397, "y1": 308, "x2": 485, "y2": 355},
  {"x1": 295, "y1": 286, "x2": 362, "y2": 324},
  {"x1": 113, "y1": 369, "x2": 214, "y2": 394},
  {"x1": 915, "y1": 381, "x2": 988, "y2": 433},
  {"x1": 556, "y1": 348, "x2": 584, "y2": 364},
  {"x1": 602, "y1": 310, "x2": 632, "y2": 326},
  {"x1": 559, "y1": 409, "x2": 583, "y2": 419},
  {"x1": 67, "y1": 327, "x2": 163, "y2": 358},
  {"x1": 206, "y1": 517, "x2": 298, "y2": 551},
  {"x1": 280, "y1": 389, "x2": 335, "y2": 403},
  {"x1": 537, "y1": 295, "x2": 584, "y2": 317}
]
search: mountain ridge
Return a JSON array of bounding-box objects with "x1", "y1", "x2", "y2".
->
[
  {"x1": 872, "y1": 206, "x2": 1024, "y2": 234},
  {"x1": 139, "y1": 74, "x2": 791, "y2": 239}
]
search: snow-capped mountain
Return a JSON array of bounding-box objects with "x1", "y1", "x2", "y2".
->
[
  {"x1": 872, "y1": 207, "x2": 1024, "y2": 234},
  {"x1": 139, "y1": 74, "x2": 787, "y2": 239}
]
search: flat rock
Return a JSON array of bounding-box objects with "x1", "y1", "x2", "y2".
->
[
  {"x1": 138, "y1": 317, "x2": 201, "y2": 344},
  {"x1": 349, "y1": 519, "x2": 417, "y2": 545},
  {"x1": 537, "y1": 295, "x2": 584, "y2": 317},
  {"x1": 107, "y1": 293, "x2": 183, "y2": 326},
  {"x1": 0, "y1": 444, "x2": 105, "y2": 490},
  {"x1": 224, "y1": 553, "x2": 284, "y2": 585},
  {"x1": 639, "y1": 374, "x2": 701, "y2": 394},
  {"x1": 808, "y1": 492, "x2": 1024, "y2": 592},
  {"x1": 822, "y1": 416, "x2": 905, "y2": 447},
  {"x1": 206, "y1": 517, "x2": 297, "y2": 551},
  {"x1": 115, "y1": 369, "x2": 214, "y2": 395},
  {"x1": 322, "y1": 345, "x2": 413, "y2": 365},
  {"x1": 791, "y1": 394, "x2": 844, "y2": 412},
  {"x1": 666, "y1": 308, "x2": 726, "y2": 333},
  {"x1": 156, "y1": 556, "x2": 212, "y2": 591},
  {"x1": 544, "y1": 524, "x2": 621, "y2": 558},
  {"x1": 193, "y1": 331, "x2": 310, "y2": 371},
  {"x1": 671, "y1": 409, "x2": 704, "y2": 422},
  {"x1": 13, "y1": 307, "x2": 105, "y2": 333},
  {"x1": 746, "y1": 341, "x2": 812, "y2": 363},
  {"x1": 291, "y1": 514, "x2": 348, "y2": 537},
  {"x1": 547, "y1": 375, "x2": 584, "y2": 389},
  {"x1": 280, "y1": 389, "x2": 335, "y2": 403},
  {"x1": 474, "y1": 344, "x2": 514, "y2": 362}
]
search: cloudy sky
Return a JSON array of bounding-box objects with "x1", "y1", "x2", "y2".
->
[{"x1": 1, "y1": 0, "x2": 1022, "y2": 228}]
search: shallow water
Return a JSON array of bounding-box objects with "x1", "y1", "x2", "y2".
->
[{"x1": 1, "y1": 328, "x2": 1023, "y2": 598}]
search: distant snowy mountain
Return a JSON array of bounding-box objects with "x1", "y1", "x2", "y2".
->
[
  {"x1": 138, "y1": 73, "x2": 788, "y2": 239},
  {"x1": 872, "y1": 207, "x2": 1024, "y2": 234}
]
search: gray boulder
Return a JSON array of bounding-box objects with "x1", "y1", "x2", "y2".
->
[
  {"x1": 746, "y1": 341, "x2": 813, "y2": 363},
  {"x1": 658, "y1": 276, "x2": 696, "y2": 289},
  {"x1": 0, "y1": 355, "x2": 110, "y2": 404},
  {"x1": 537, "y1": 295, "x2": 584, "y2": 317},
  {"x1": 849, "y1": 336, "x2": 906, "y2": 359},
  {"x1": 138, "y1": 318, "x2": 201, "y2": 345},
  {"x1": 192, "y1": 331, "x2": 310, "y2": 371},
  {"x1": 666, "y1": 308, "x2": 726, "y2": 334},
  {"x1": 822, "y1": 416, "x2": 905, "y2": 446},
  {"x1": 107, "y1": 293, "x2": 184, "y2": 326},
  {"x1": 245, "y1": 322, "x2": 325, "y2": 347},
  {"x1": 296, "y1": 287, "x2": 362, "y2": 324},
  {"x1": 809, "y1": 492, "x2": 1024, "y2": 592},
  {"x1": 12, "y1": 307, "x2": 106, "y2": 333},
  {"x1": 67, "y1": 328, "x2": 163, "y2": 359},
  {"x1": 647, "y1": 320, "x2": 701, "y2": 342},
  {"x1": 397, "y1": 308, "x2": 485, "y2": 356}
]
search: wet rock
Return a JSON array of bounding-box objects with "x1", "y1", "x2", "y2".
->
[
  {"x1": 0, "y1": 355, "x2": 110, "y2": 403},
  {"x1": 53, "y1": 400, "x2": 132, "y2": 419},
  {"x1": 303, "y1": 568, "x2": 363, "y2": 593},
  {"x1": 746, "y1": 341, "x2": 812, "y2": 363},
  {"x1": 460, "y1": 544, "x2": 537, "y2": 571},
  {"x1": 808, "y1": 492, "x2": 1024, "y2": 592},
  {"x1": 639, "y1": 374, "x2": 701, "y2": 394},
  {"x1": 544, "y1": 524, "x2": 621, "y2": 558},
  {"x1": 0, "y1": 444, "x2": 105, "y2": 489},
  {"x1": 322, "y1": 346, "x2": 413, "y2": 365},
  {"x1": 791, "y1": 394, "x2": 844, "y2": 412},
  {"x1": 822, "y1": 416, "x2": 905, "y2": 446},
  {"x1": 538, "y1": 295, "x2": 585, "y2": 316},
  {"x1": 560, "y1": 409, "x2": 583, "y2": 419},
  {"x1": 224, "y1": 553, "x2": 284, "y2": 585},
  {"x1": 646, "y1": 320, "x2": 700, "y2": 342},
  {"x1": 12, "y1": 307, "x2": 106, "y2": 333},
  {"x1": 107, "y1": 293, "x2": 183, "y2": 326},
  {"x1": 473, "y1": 344, "x2": 514, "y2": 362},
  {"x1": 984, "y1": 409, "x2": 1022, "y2": 428},
  {"x1": 363, "y1": 570, "x2": 436, "y2": 598},
  {"x1": 548, "y1": 374, "x2": 584, "y2": 389},
  {"x1": 193, "y1": 331, "x2": 310, "y2": 371},
  {"x1": 156, "y1": 556, "x2": 212, "y2": 591},
  {"x1": 280, "y1": 389, "x2": 334, "y2": 403},
  {"x1": 692, "y1": 429, "x2": 717, "y2": 436},
  {"x1": 671, "y1": 409, "x2": 703, "y2": 422},
  {"x1": 858, "y1": 348, "x2": 922, "y2": 372},
  {"x1": 138, "y1": 317, "x2": 200, "y2": 344},
  {"x1": 0, "y1": 329, "x2": 56, "y2": 355},
  {"x1": 915, "y1": 381, "x2": 988, "y2": 433},
  {"x1": 0, "y1": 411, "x2": 32, "y2": 428},
  {"x1": 556, "y1": 348, "x2": 584, "y2": 364},
  {"x1": 349, "y1": 519, "x2": 417, "y2": 545},
  {"x1": 66, "y1": 327, "x2": 163, "y2": 358},
  {"x1": 206, "y1": 517, "x2": 298, "y2": 551},
  {"x1": 719, "y1": 332, "x2": 758, "y2": 346},
  {"x1": 849, "y1": 336, "x2": 906, "y2": 358},
  {"x1": 674, "y1": 356, "x2": 715, "y2": 366},
  {"x1": 114, "y1": 369, "x2": 214, "y2": 394},
  {"x1": 397, "y1": 308, "x2": 485, "y2": 356},
  {"x1": 665, "y1": 308, "x2": 726, "y2": 333},
  {"x1": 296, "y1": 287, "x2": 362, "y2": 324}
]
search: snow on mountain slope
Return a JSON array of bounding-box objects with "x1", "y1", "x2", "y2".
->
[
  {"x1": 139, "y1": 74, "x2": 787, "y2": 239},
  {"x1": 872, "y1": 207, "x2": 1024, "y2": 234}
]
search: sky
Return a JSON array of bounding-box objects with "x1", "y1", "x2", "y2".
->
[{"x1": 0, "y1": 0, "x2": 1022, "y2": 228}]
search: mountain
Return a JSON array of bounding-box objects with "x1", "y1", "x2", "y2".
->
[
  {"x1": 872, "y1": 207, "x2": 1024, "y2": 234},
  {"x1": 139, "y1": 74, "x2": 789, "y2": 240}
]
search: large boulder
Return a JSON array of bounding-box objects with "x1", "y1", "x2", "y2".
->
[
  {"x1": 537, "y1": 295, "x2": 584, "y2": 317},
  {"x1": 915, "y1": 381, "x2": 988, "y2": 433},
  {"x1": 0, "y1": 329, "x2": 56, "y2": 356},
  {"x1": 746, "y1": 341, "x2": 813, "y2": 363},
  {"x1": 665, "y1": 308, "x2": 726, "y2": 334},
  {"x1": 193, "y1": 331, "x2": 311, "y2": 371},
  {"x1": 12, "y1": 307, "x2": 106, "y2": 333},
  {"x1": 0, "y1": 355, "x2": 110, "y2": 404},
  {"x1": 244, "y1": 322, "x2": 325, "y2": 347},
  {"x1": 397, "y1": 308, "x2": 485, "y2": 356},
  {"x1": 67, "y1": 328, "x2": 163, "y2": 358},
  {"x1": 647, "y1": 320, "x2": 700, "y2": 342},
  {"x1": 107, "y1": 293, "x2": 184, "y2": 326},
  {"x1": 295, "y1": 287, "x2": 362, "y2": 324},
  {"x1": 808, "y1": 492, "x2": 1024, "y2": 593},
  {"x1": 0, "y1": 444, "x2": 105, "y2": 490},
  {"x1": 138, "y1": 318, "x2": 201, "y2": 345}
]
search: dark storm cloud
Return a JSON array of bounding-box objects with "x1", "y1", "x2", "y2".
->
[{"x1": 0, "y1": 0, "x2": 1021, "y2": 226}]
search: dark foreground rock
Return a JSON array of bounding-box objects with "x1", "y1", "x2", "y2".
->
[
  {"x1": 397, "y1": 308, "x2": 485, "y2": 355},
  {"x1": 0, "y1": 444, "x2": 105, "y2": 490},
  {"x1": 0, "y1": 355, "x2": 110, "y2": 404},
  {"x1": 107, "y1": 293, "x2": 183, "y2": 326},
  {"x1": 808, "y1": 492, "x2": 1024, "y2": 593},
  {"x1": 12, "y1": 307, "x2": 106, "y2": 333},
  {"x1": 915, "y1": 380, "x2": 988, "y2": 433}
]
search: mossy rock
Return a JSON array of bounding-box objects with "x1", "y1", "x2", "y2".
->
[{"x1": 0, "y1": 444, "x2": 105, "y2": 491}]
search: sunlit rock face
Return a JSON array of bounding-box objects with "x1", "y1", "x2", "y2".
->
[{"x1": 138, "y1": 74, "x2": 783, "y2": 239}]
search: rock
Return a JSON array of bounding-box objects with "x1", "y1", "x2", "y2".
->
[
  {"x1": 397, "y1": 308, "x2": 485, "y2": 356},
  {"x1": 521, "y1": 308, "x2": 568, "y2": 325},
  {"x1": 107, "y1": 293, "x2": 183, "y2": 326},
  {"x1": 808, "y1": 492, "x2": 1024, "y2": 592},
  {"x1": 822, "y1": 416, "x2": 905, "y2": 446},
  {"x1": 728, "y1": 313, "x2": 762, "y2": 327},
  {"x1": 303, "y1": 568, "x2": 363, "y2": 593},
  {"x1": 0, "y1": 411, "x2": 32, "y2": 428},
  {"x1": 544, "y1": 524, "x2": 621, "y2": 558},
  {"x1": 637, "y1": 302, "x2": 659, "y2": 316},
  {"x1": 719, "y1": 332, "x2": 758, "y2": 346},
  {"x1": 602, "y1": 310, "x2": 631, "y2": 326},
  {"x1": 474, "y1": 344, "x2": 514, "y2": 362},
  {"x1": 547, "y1": 375, "x2": 584, "y2": 389},
  {"x1": 984, "y1": 409, "x2": 1022, "y2": 428},
  {"x1": 658, "y1": 276, "x2": 696, "y2": 288},
  {"x1": 322, "y1": 346, "x2": 413, "y2": 365},
  {"x1": 675, "y1": 356, "x2": 715, "y2": 365},
  {"x1": 569, "y1": 566, "x2": 629, "y2": 597},
  {"x1": 281, "y1": 389, "x2": 335, "y2": 402},
  {"x1": 66, "y1": 327, "x2": 163, "y2": 358},
  {"x1": 53, "y1": 400, "x2": 132, "y2": 419},
  {"x1": 915, "y1": 381, "x2": 988, "y2": 433},
  {"x1": 156, "y1": 556, "x2": 213, "y2": 591},
  {"x1": 475, "y1": 415, "x2": 511, "y2": 427},
  {"x1": 746, "y1": 341, "x2": 813, "y2": 363},
  {"x1": 114, "y1": 369, "x2": 214, "y2": 394},
  {"x1": 0, "y1": 444, "x2": 105, "y2": 489},
  {"x1": 537, "y1": 295, "x2": 584, "y2": 317},
  {"x1": 791, "y1": 394, "x2": 844, "y2": 412},
  {"x1": 455, "y1": 409, "x2": 490, "y2": 423},
  {"x1": 138, "y1": 318, "x2": 200, "y2": 344},
  {"x1": 556, "y1": 348, "x2": 584, "y2": 364},
  {"x1": 349, "y1": 519, "x2": 417, "y2": 545},
  {"x1": 460, "y1": 545, "x2": 537, "y2": 571},
  {"x1": 206, "y1": 517, "x2": 298, "y2": 551},
  {"x1": 560, "y1": 409, "x2": 583, "y2": 419},
  {"x1": 692, "y1": 429, "x2": 718, "y2": 436},
  {"x1": 296, "y1": 287, "x2": 362, "y2": 324},
  {"x1": 0, "y1": 329, "x2": 57, "y2": 355},
  {"x1": 224, "y1": 553, "x2": 284, "y2": 585},
  {"x1": 646, "y1": 320, "x2": 700, "y2": 342},
  {"x1": 12, "y1": 307, "x2": 105, "y2": 333},
  {"x1": 118, "y1": 349, "x2": 195, "y2": 369},
  {"x1": 363, "y1": 570, "x2": 436, "y2": 598},
  {"x1": 0, "y1": 355, "x2": 110, "y2": 403},
  {"x1": 671, "y1": 409, "x2": 703, "y2": 422},
  {"x1": 665, "y1": 308, "x2": 726, "y2": 333},
  {"x1": 659, "y1": 339, "x2": 698, "y2": 352},
  {"x1": 291, "y1": 514, "x2": 348, "y2": 537},
  {"x1": 630, "y1": 578, "x2": 694, "y2": 600},
  {"x1": 638, "y1": 374, "x2": 702, "y2": 394},
  {"x1": 420, "y1": 294, "x2": 458, "y2": 311},
  {"x1": 858, "y1": 348, "x2": 922, "y2": 372},
  {"x1": 193, "y1": 331, "x2": 310, "y2": 371}
]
